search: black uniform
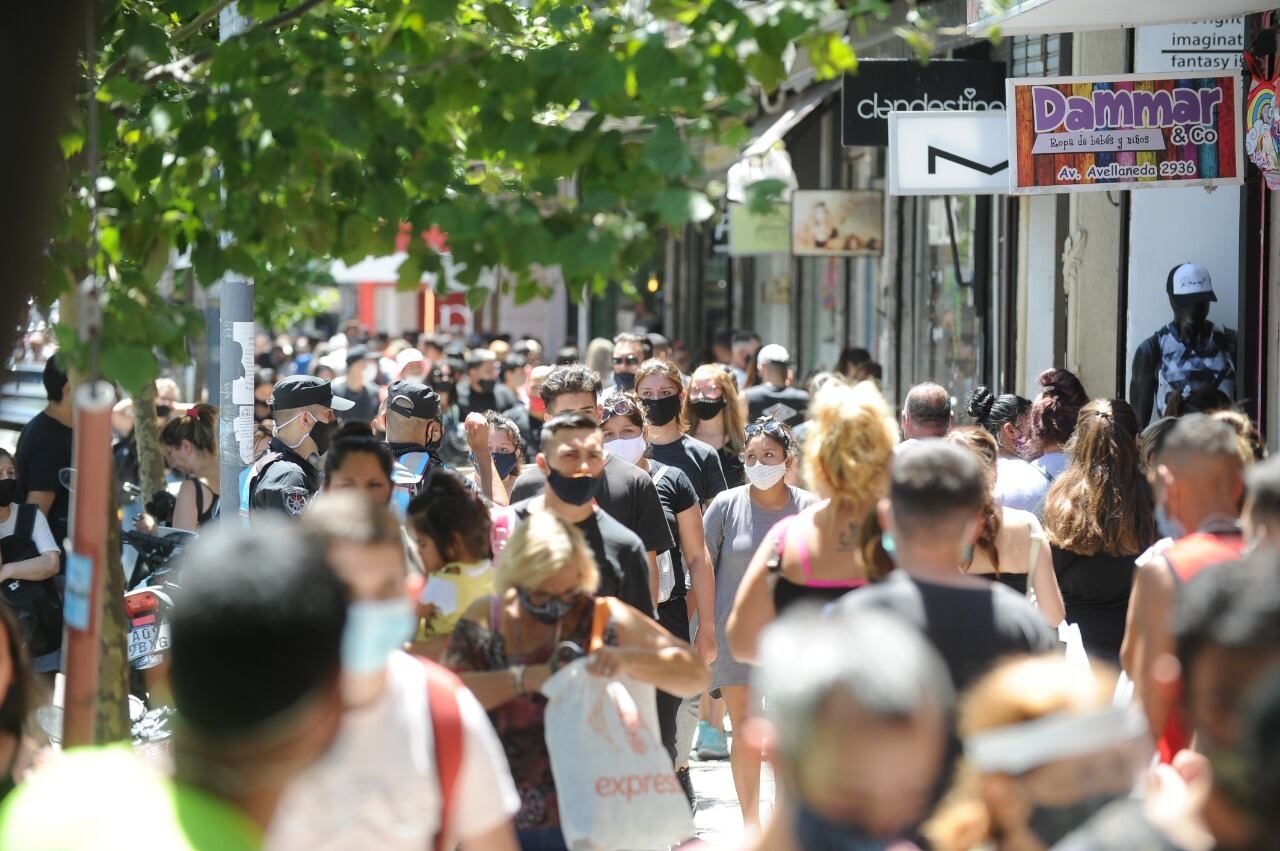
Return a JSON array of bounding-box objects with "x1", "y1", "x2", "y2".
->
[{"x1": 248, "y1": 437, "x2": 322, "y2": 518}]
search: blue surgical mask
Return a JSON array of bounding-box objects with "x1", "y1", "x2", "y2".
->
[
  {"x1": 793, "y1": 804, "x2": 895, "y2": 851},
  {"x1": 492, "y1": 452, "x2": 520, "y2": 480},
  {"x1": 1155, "y1": 503, "x2": 1185, "y2": 540},
  {"x1": 341, "y1": 598, "x2": 417, "y2": 674}
]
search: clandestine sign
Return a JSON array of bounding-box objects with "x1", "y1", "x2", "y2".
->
[
  {"x1": 1007, "y1": 72, "x2": 1243, "y2": 195},
  {"x1": 842, "y1": 60, "x2": 1006, "y2": 147}
]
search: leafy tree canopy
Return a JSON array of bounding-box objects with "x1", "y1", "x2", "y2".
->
[{"x1": 47, "y1": 0, "x2": 909, "y2": 391}]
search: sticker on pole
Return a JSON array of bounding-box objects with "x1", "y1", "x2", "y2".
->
[{"x1": 64, "y1": 551, "x2": 93, "y2": 631}]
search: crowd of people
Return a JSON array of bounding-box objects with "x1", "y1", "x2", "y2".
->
[{"x1": 0, "y1": 324, "x2": 1276, "y2": 851}]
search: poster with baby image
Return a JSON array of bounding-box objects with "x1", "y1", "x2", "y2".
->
[{"x1": 790, "y1": 190, "x2": 884, "y2": 257}]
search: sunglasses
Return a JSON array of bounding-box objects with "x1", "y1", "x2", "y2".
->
[
  {"x1": 612, "y1": 355, "x2": 640, "y2": 366},
  {"x1": 745, "y1": 417, "x2": 791, "y2": 449},
  {"x1": 600, "y1": 397, "x2": 639, "y2": 423}
]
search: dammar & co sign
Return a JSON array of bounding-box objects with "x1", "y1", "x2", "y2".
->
[
  {"x1": 841, "y1": 60, "x2": 1006, "y2": 147},
  {"x1": 1007, "y1": 72, "x2": 1243, "y2": 194}
]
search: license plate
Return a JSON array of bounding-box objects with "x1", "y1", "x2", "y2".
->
[{"x1": 128, "y1": 623, "x2": 169, "y2": 664}]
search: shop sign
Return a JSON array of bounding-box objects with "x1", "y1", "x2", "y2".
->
[
  {"x1": 728, "y1": 202, "x2": 791, "y2": 255},
  {"x1": 841, "y1": 60, "x2": 1006, "y2": 147},
  {"x1": 791, "y1": 190, "x2": 884, "y2": 257},
  {"x1": 1135, "y1": 18, "x2": 1245, "y2": 73},
  {"x1": 1007, "y1": 72, "x2": 1243, "y2": 195},
  {"x1": 887, "y1": 111, "x2": 1009, "y2": 195}
]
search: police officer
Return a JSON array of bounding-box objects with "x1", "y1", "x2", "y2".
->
[
  {"x1": 248, "y1": 376, "x2": 352, "y2": 518},
  {"x1": 383, "y1": 379, "x2": 506, "y2": 511}
]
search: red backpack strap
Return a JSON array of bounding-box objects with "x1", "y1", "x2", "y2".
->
[{"x1": 421, "y1": 657, "x2": 465, "y2": 851}]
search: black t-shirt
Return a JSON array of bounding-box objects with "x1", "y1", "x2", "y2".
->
[
  {"x1": 745, "y1": 384, "x2": 810, "y2": 427},
  {"x1": 648, "y1": 435, "x2": 727, "y2": 504},
  {"x1": 509, "y1": 455, "x2": 676, "y2": 554},
  {"x1": 834, "y1": 571, "x2": 1057, "y2": 692},
  {"x1": 649, "y1": 462, "x2": 699, "y2": 597},
  {"x1": 511, "y1": 500, "x2": 654, "y2": 615},
  {"x1": 718, "y1": 446, "x2": 745, "y2": 489},
  {"x1": 331, "y1": 379, "x2": 381, "y2": 424},
  {"x1": 14, "y1": 411, "x2": 72, "y2": 549}
]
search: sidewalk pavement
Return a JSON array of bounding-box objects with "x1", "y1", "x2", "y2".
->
[{"x1": 689, "y1": 748, "x2": 774, "y2": 842}]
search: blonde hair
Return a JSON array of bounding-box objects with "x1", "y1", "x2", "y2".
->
[
  {"x1": 923, "y1": 656, "x2": 1117, "y2": 851},
  {"x1": 802, "y1": 380, "x2": 898, "y2": 508},
  {"x1": 495, "y1": 511, "x2": 599, "y2": 593},
  {"x1": 684, "y1": 364, "x2": 746, "y2": 455}
]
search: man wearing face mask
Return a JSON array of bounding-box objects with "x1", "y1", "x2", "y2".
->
[
  {"x1": 505, "y1": 364, "x2": 551, "y2": 462},
  {"x1": 1122, "y1": 414, "x2": 1245, "y2": 763},
  {"x1": 457, "y1": 349, "x2": 516, "y2": 419},
  {"x1": 607, "y1": 332, "x2": 652, "y2": 396},
  {"x1": 510, "y1": 413, "x2": 654, "y2": 616},
  {"x1": 383, "y1": 379, "x2": 507, "y2": 509},
  {"x1": 331, "y1": 346, "x2": 382, "y2": 426},
  {"x1": 742, "y1": 607, "x2": 953, "y2": 851},
  {"x1": 248, "y1": 375, "x2": 352, "y2": 518},
  {"x1": 1130, "y1": 263, "x2": 1238, "y2": 430},
  {"x1": 832, "y1": 442, "x2": 1056, "y2": 692},
  {"x1": 269, "y1": 493, "x2": 520, "y2": 851}
]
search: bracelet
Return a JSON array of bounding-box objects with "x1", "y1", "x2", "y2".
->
[{"x1": 510, "y1": 664, "x2": 527, "y2": 695}]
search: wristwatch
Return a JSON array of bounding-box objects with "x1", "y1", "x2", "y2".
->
[{"x1": 510, "y1": 664, "x2": 527, "y2": 694}]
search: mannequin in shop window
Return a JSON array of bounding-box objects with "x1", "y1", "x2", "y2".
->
[{"x1": 1130, "y1": 263, "x2": 1237, "y2": 429}]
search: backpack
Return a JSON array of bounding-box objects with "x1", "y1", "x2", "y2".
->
[
  {"x1": 391, "y1": 452, "x2": 432, "y2": 518},
  {"x1": 420, "y1": 656, "x2": 465, "y2": 851},
  {"x1": 0, "y1": 505, "x2": 64, "y2": 658}
]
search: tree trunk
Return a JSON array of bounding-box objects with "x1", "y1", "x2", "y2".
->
[
  {"x1": 95, "y1": 507, "x2": 130, "y2": 742},
  {"x1": 133, "y1": 382, "x2": 166, "y2": 499}
]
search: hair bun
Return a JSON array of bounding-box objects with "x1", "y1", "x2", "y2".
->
[
  {"x1": 966, "y1": 387, "x2": 996, "y2": 422},
  {"x1": 1037, "y1": 368, "x2": 1088, "y2": 408}
]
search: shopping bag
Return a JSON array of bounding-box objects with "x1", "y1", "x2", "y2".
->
[
  {"x1": 1057, "y1": 622, "x2": 1093, "y2": 674},
  {"x1": 541, "y1": 658, "x2": 695, "y2": 850}
]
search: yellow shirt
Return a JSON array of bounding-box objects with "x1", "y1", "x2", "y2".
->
[{"x1": 419, "y1": 561, "x2": 495, "y2": 638}]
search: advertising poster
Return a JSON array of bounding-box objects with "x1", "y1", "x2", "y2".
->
[
  {"x1": 728, "y1": 202, "x2": 791, "y2": 255},
  {"x1": 791, "y1": 191, "x2": 884, "y2": 257},
  {"x1": 1007, "y1": 72, "x2": 1243, "y2": 195}
]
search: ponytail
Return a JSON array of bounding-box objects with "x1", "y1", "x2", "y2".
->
[{"x1": 160, "y1": 403, "x2": 217, "y2": 454}]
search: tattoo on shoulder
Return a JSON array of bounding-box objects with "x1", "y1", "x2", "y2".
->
[{"x1": 838, "y1": 519, "x2": 859, "y2": 551}]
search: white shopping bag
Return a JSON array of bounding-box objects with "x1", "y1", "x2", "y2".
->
[
  {"x1": 1057, "y1": 622, "x2": 1093, "y2": 674},
  {"x1": 541, "y1": 657, "x2": 695, "y2": 851}
]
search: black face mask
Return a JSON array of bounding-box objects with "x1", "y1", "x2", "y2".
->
[
  {"x1": 310, "y1": 418, "x2": 338, "y2": 456},
  {"x1": 0, "y1": 480, "x2": 16, "y2": 506},
  {"x1": 546, "y1": 470, "x2": 601, "y2": 506},
  {"x1": 1027, "y1": 795, "x2": 1116, "y2": 847},
  {"x1": 643, "y1": 395, "x2": 682, "y2": 427},
  {"x1": 155, "y1": 405, "x2": 173, "y2": 419},
  {"x1": 493, "y1": 452, "x2": 520, "y2": 480},
  {"x1": 614, "y1": 372, "x2": 636, "y2": 391},
  {"x1": 690, "y1": 398, "x2": 726, "y2": 420},
  {"x1": 475, "y1": 379, "x2": 496, "y2": 396}
]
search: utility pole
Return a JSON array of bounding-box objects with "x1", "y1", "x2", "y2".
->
[{"x1": 218, "y1": 3, "x2": 255, "y2": 522}]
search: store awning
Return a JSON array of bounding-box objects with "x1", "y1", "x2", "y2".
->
[
  {"x1": 969, "y1": 0, "x2": 1273, "y2": 36},
  {"x1": 741, "y1": 79, "x2": 840, "y2": 159}
]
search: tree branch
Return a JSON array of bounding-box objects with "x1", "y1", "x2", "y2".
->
[
  {"x1": 171, "y1": 0, "x2": 238, "y2": 45},
  {"x1": 260, "y1": 0, "x2": 328, "y2": 31}
]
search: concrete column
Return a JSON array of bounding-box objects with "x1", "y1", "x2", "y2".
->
[{"x1": 1062, "y1": 29, "x2": 1127, "y2": 399}]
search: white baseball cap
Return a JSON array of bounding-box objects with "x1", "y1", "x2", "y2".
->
[
  {"x1": 1167, "y1": 262, "x2": 1216, "y2": 307},
  {"x1": 756, "y1": 344, "x2": 791, "y2": 367}
]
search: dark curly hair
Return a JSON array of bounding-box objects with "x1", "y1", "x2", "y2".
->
[
  {"x1": 1029, "y1": 368, "x2": 1088, "y2": 450},
  {"x1": 406, "y1": 469, "x2": 492, "y2": 562},
  {"x1": 965, "y1": 386, "x2": 1031, "y2": 439}
]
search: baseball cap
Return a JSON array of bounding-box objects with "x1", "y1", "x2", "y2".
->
[
  {"x1": 345, "y1": 345, "x2": 374, "y2": 368},
  {"x1": 386, "y1": 379, "x2": 441, "y2": 420},
  {"x1": 396, "y1": 348, "x2": 426, "y2": 376},
  {"x1": 757, "y1": 344, "x2": 791, "y2": 367},
  {"x1": 270, "y1": 375, "x2": 354, "y2": 411},
  {"x1": 1167, "y1": 262, "x2": 1217, "y2": 308}
]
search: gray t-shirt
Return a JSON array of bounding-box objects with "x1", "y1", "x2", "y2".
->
[
  {"x1": 834, "y1": 570, "x2": 1057, "y2": 692},
  {"x1": 704, "y1": 485, "x2": 820, "y2": 689}
]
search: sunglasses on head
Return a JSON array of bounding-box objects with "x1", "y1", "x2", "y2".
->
[
  {"x1": 745, "y1": 417, "x2": 791, "y2": 449},
  {"x1": 600, "y1": 397, "x2": 639, "y2": 423},
  {"x1": 612, "y1": 355, "x2": 640, "y2": 366}
]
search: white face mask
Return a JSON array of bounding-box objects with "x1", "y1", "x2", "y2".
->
[
  {"x1": 744, "y1": 460, "x2": 787, "y2": 490},
  {"x1": 272, "y1": 411, "x2": 310, "y2": 450},
  {"x1": 605, "y1": 436, "x2": 646, "y2": 465}
]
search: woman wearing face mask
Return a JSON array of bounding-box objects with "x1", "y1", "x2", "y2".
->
[
  {"x1": 270, "y1": 492, "x2": 521, "y2": 851},
  {"x1": 945, "y1": 427, "x2": 1067, "y2": 628},
  {"x1": 635, "y1": 359, "x2": 728, "y2": 506},
  {"x1": 701, "y1": 416, "x2": 819, "y2": 830},
  {"x1": 407, "y1": 470, "x2": 496, "y2": 660},
  {"x1": 478, "y1": 412, "x2": 523, "y2": 497},
  {"x1": 967, "y1": 386, "x2": 1043, "y2": 516},
  {"x1": 924, "y1": 655, "x2": 1150, "y2": 851},
  {"x1": 445, "y1": 511, "x2": 709, "y2": 850},
  {"x1": 155, "y1": 404, "x2": 220, "y2": 531},
  {"x1": 600, "y1": 392, "x2": 717, "y2": 795},
  {"x1": 727, "y1": 380, "x2": 898, "y2": 665},
  {"x1": 682, "y1": 364, "x2": 747, "y2": 488}
]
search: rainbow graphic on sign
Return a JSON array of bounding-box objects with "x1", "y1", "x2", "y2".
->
[{"x1": 1245, "y1": 74, "x2": 1280, "y2": 190}]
